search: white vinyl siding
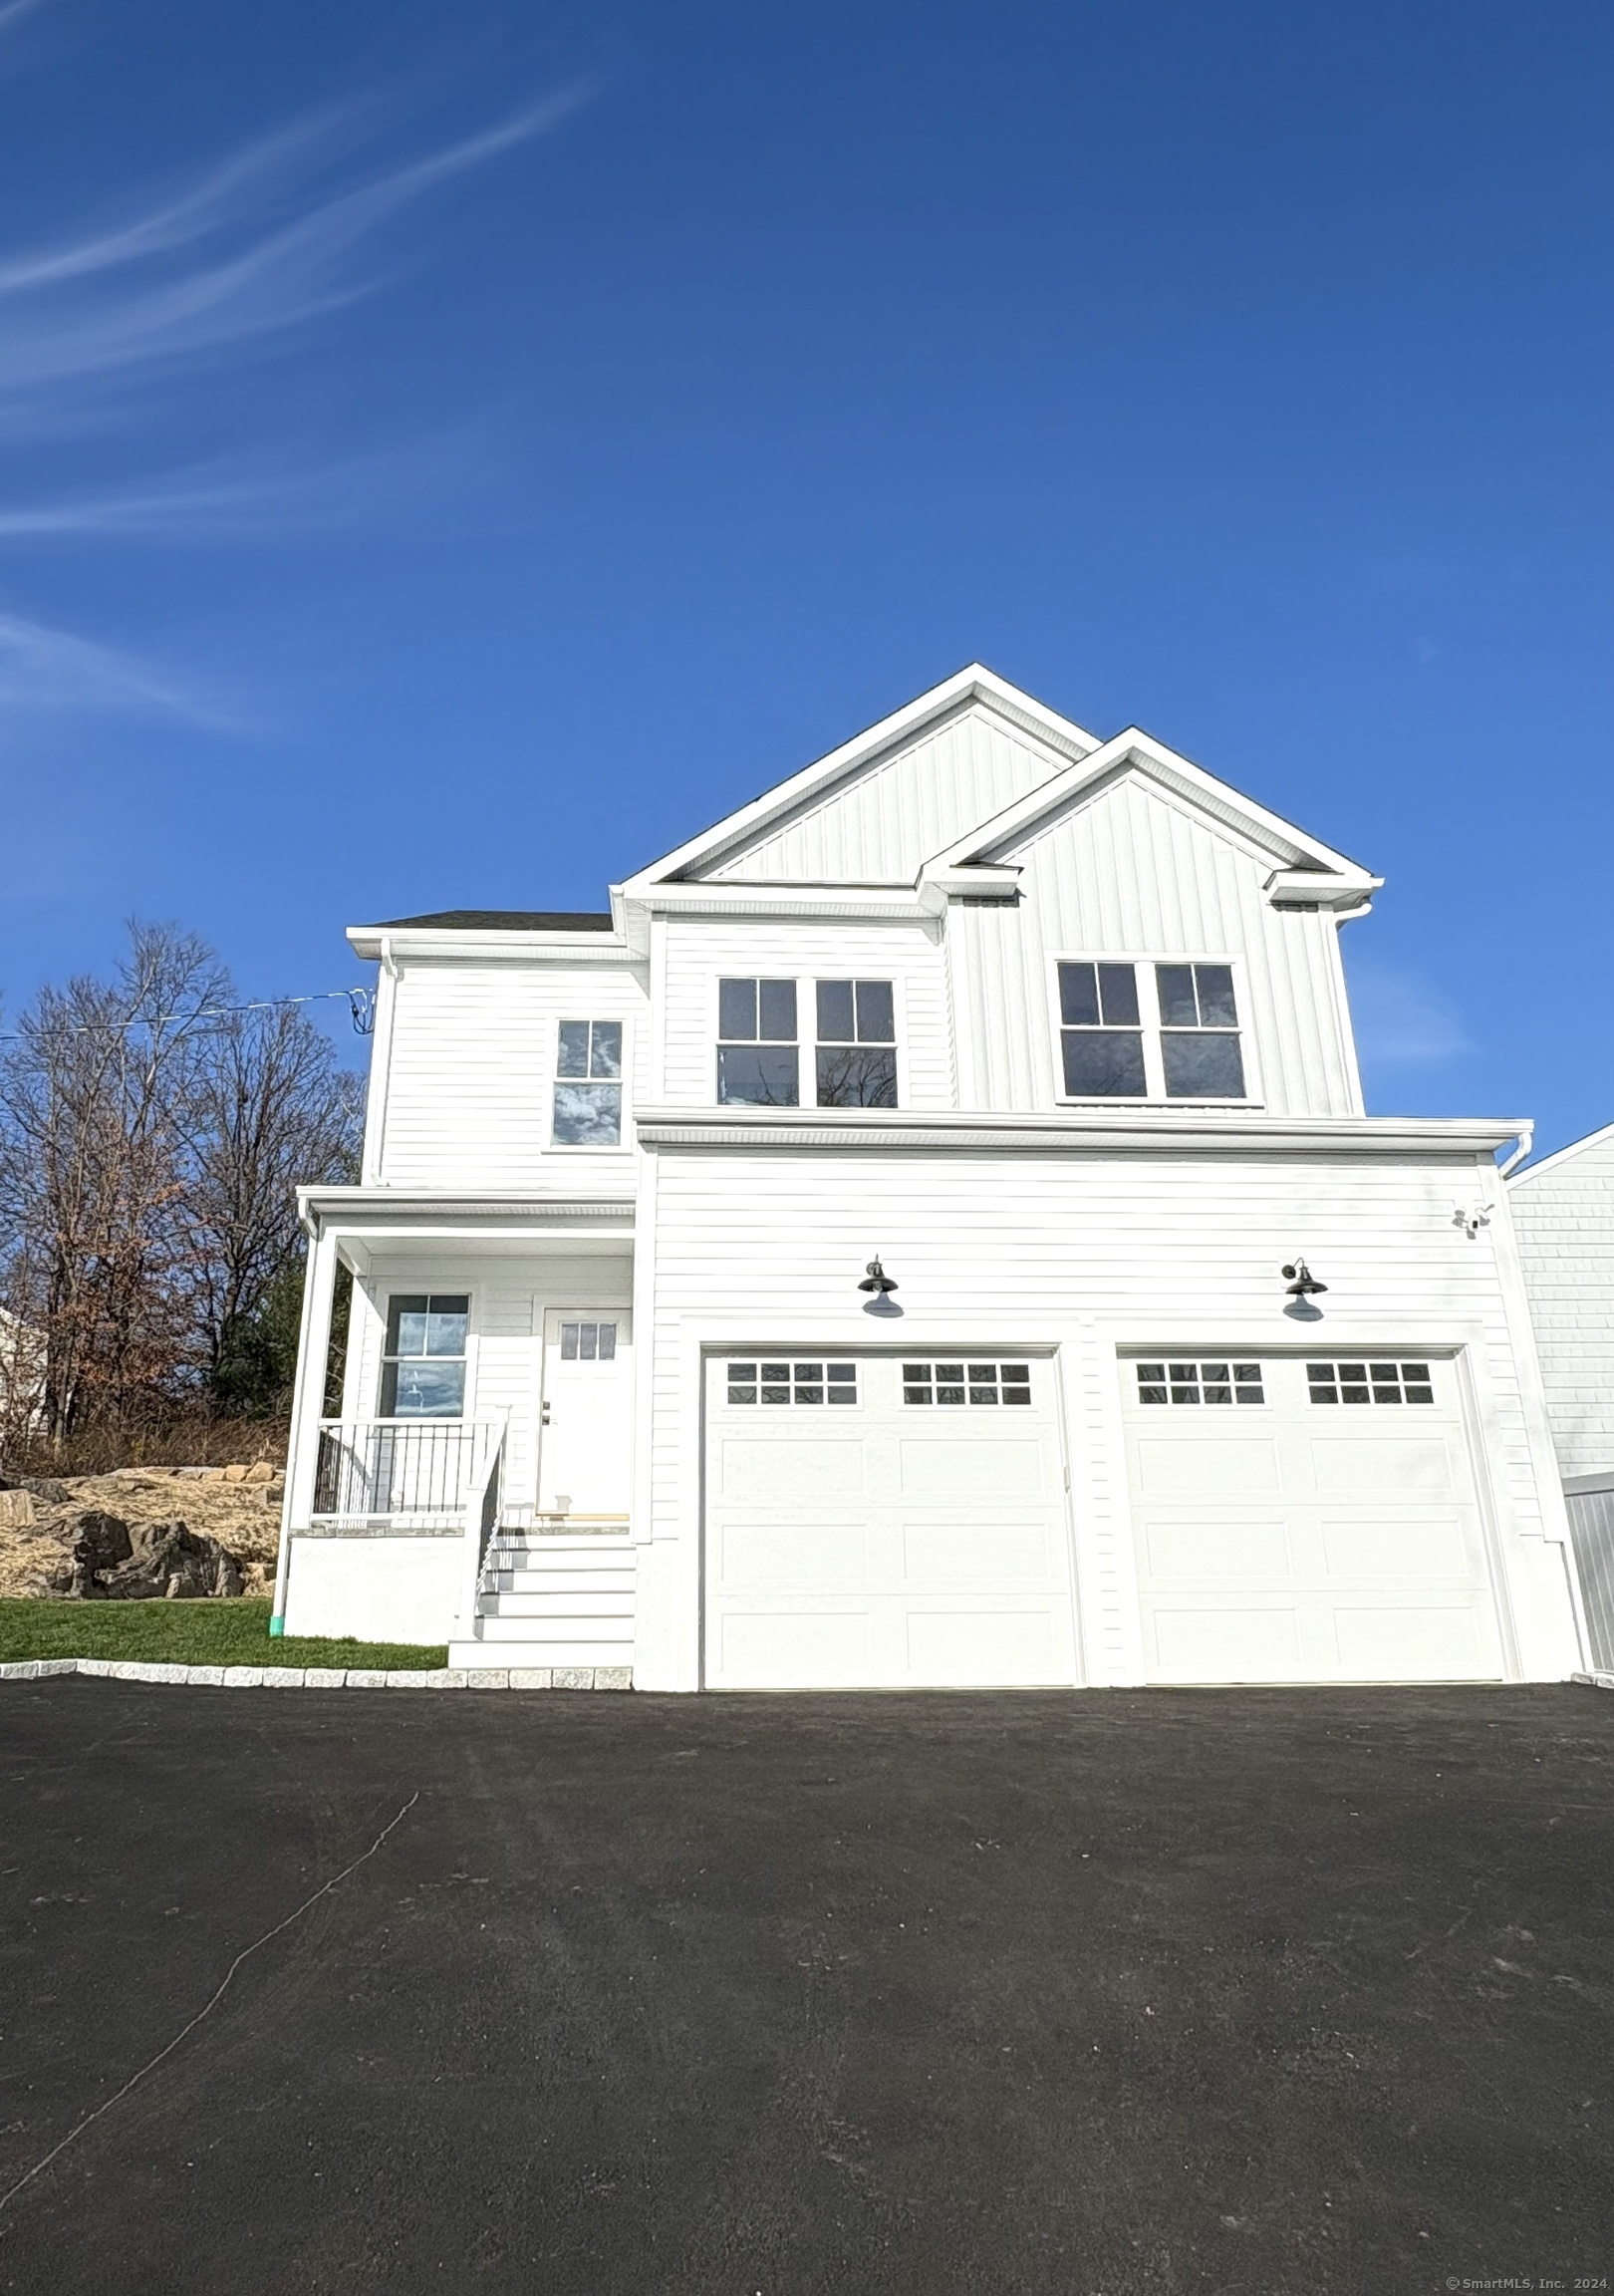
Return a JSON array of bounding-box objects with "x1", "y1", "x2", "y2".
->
[
  {"x1": 661, "y1": 919, "x2": 953, "y2": 1109},
  {"x1": 642, "y1": 1145, "x2": 1575, "y2": 1688},
  {"x1": 954, "y1": 776, "x2": 1362, "y2": 1119},
  {"x1": 374, "y1": 962, "x2": 648, "y2": 1186},
  {"x1": 1509, "y1": 1126, "x2": 1614, "y2": 1479},
  {"x1": 702, "y1": 702, "x2": 1068, "y2": 883}
]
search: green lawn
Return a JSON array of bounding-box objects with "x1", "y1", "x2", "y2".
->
[{"x1": 0, "y1": 1597, "x2": 446, "y2": 1670}]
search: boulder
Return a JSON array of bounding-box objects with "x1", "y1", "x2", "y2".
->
[
  {"x1": 46, "y1": 1510, "x2": 244, "y2": 1600},
  {"x1": 0, "y1": 1489, "x2": 36, "y2": 1530}
]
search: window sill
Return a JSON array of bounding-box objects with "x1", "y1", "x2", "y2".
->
[{"x1": 1054, "y1": 1096, "x2": 1263, "y2": 1112}]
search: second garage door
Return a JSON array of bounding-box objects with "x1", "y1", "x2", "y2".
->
[
  {"x1": 704, "y1": 1352, "x2": 1076, "y2": 1689},
  {"x1": 1122, "y1": 1351, "x2": 1506, "y2": 1683}
]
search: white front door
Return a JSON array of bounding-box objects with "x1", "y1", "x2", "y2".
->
[
  {"x1": 1121, "y1": 1350, "x2": 1506, "y2": 1683},
  {"x1": 538, "y1": 1311, "x2": 633, "y2": 1521},
  {"x1": 703, "y1": 1351, "x2": 1077, "y2": 1689}
]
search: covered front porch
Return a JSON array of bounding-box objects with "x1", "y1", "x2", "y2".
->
[{"x1": 274, "y1": 1189, "x2": 639, "y2": 1668}]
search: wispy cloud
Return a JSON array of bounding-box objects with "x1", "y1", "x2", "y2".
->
[
  {"x1": 0, "y1": 439, "x2": 482, "y2": 541},
  {"x1": 0, "y1": 609, "x2": 237, "y2": 726},
  {"x1": 1348, "y1": 956, "x2": 1475, "y2": 1067},
  {"x1": 0, "y1": 83, "x2": 595, "y2": 421},
  {"x1": 0, "y1": 0, "x2": 49, "y2": 39}
]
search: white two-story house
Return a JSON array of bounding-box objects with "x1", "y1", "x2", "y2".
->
[{"x1": 272, "y1": 667, "x2": 1586, "y2": 1690}]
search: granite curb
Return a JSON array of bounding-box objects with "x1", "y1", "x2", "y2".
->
[{"x1": 0, "y1": 1658, "x2": 633, "y2": 1690}]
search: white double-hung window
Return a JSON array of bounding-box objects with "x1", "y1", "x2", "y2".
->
[
  {"x1": 1054, "y1": 960, "x2": 1249, "y2": 1103},
  {"x1": 553, "y1": 1019, "x2": 623, "y2": 1144}
]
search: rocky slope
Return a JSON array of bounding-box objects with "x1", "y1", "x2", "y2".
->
[{"x1": 0, "y1": 1464, "x2": 284, "y2": 1597}]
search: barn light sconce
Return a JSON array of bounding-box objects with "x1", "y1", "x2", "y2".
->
[
  {"x1": 1281, "y1": 1258, "x2": 1327, "y2": 1319},
  {"x1": 858, "y1": 1256, "x2": 902, "y2": 1316}
]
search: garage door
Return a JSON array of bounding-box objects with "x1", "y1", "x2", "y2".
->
[
  {"x1": 1122, "y1": 1352, "x2": 1506, "y2": 1683},
  {"x1": 704, "y1": 1353, "x2": 1076, "y2": 1689}
]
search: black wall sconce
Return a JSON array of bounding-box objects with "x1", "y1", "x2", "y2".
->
[
  {"x1": 1281, "y1": 1258, "x2": 1327, "y2": 1319},
  {"x1": 858, "y1": 1256, "x2": 901, "y2": 1315}
]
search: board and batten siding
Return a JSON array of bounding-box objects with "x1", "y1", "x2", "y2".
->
[
  {"x1": 632, "y1": 1145, "x2": 1578, "y2": 1691},
  {"x1": 953, "y1": 776, "x2": 1363, "y2": 1118},
  {"x1": 659, "y1": 918, "x2": 956, "y2": 1110},
  {"x1": 371, "y1": 960, "x2": 650, "y2": 1188},
  {"x1": 1509, "y1": 1126, "x2": 1614, "y2": 1480},
  {"x1": 703, "y1": 704, "x2": 1069, "y2": 883}
]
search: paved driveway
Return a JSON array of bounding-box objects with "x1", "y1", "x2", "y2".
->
[{"x1": 0, "y1": 1682, "x2": 1608, "y2": 2296}]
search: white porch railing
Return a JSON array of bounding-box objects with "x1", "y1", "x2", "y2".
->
[{"x1": 311, "y1": 1418, "x2": 506, "y2": 1530}]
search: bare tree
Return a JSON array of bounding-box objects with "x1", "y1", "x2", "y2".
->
[
  {"x1": 176, "y1": 999, "x2": 363, "y2": 1392},
  {"x1": 0, "y1": 923, "x2": 226, "y2": 1443},
  {"x1": 0, "y1": 922, "x2": 364, "y2": 1449}
]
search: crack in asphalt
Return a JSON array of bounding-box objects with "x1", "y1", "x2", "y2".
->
[{"x1": 0, "y1": 1789, "x2": 420, "y2": 2217}]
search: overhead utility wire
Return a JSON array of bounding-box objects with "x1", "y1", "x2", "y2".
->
[{"x1": 0, "y1": 986, "x2": 377, "y2": 1042}]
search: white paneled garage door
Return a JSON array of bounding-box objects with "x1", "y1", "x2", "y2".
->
[
  {"x1": 704, "y1": 1353, "x2": 1076, "y2": 1689},
  {"x1": 1122, "y1": 1352, "x2": 1506, "y2": 1683}
]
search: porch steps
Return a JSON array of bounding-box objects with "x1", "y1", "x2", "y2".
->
[{"x1": 448, "y1": 1532, "x2": 636, "y2": 1673}]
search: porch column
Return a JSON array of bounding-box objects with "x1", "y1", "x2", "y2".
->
[{"x1": 271, "y1": 1225, "x2": 342, "y2": 1631}]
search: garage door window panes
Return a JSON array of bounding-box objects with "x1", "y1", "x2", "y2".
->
[
  {"x1": 902, "y1": 1361, "x2": 1033, "y2": 1406},
  {"x1": 726, "y1": 1360, "x2": 858, "y2": 1405},
  {"x1": 1307, "y1": 1359, "x2": 1435, "y2": 1405},
  {"x1": 717, "y1": 980, "x2": 799, "y2": 1106},
  {"x1": 1136, "y1": 1359, "x2": 1265, "y2": 1406}
]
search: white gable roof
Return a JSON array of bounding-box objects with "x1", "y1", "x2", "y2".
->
[
  {"x1": 618, "y1": 666, "x2": 1101, "y2": 893},
  {"x1": 928, "y1": 726, "x2": 1382, "y2": 911},
  {"x1": 617, "y1": 668, "x2": 1379, "y2": 913}
]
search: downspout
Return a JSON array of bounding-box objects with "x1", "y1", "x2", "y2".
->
[{"x1": 1497, "y1": 1123, "x2": 1534, "y2": 1182}]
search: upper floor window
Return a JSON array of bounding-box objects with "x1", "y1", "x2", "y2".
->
[
  {"x1": 1156, "y1": 965, "x2": 1245, "y2": 1099},
  {"x1": 553, "y1": 1019, "x2": 623, "y2": 1145},
  {"x1": 815, "y1": 980, "x2": 897, "y2": 1107},
  {"x1": 717, "y1": 979, "x2": 799, "y2": 1105},
  {"x1": 1055, "y1": 960, "x2": 1248, "y2": 1102},
  {"x1": 381, "y1": 1294, "x2": 468, "y2": 1417}
]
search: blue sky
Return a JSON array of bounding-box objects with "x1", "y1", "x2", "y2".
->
[{"x1": 0, "y1": 0, "x2": 1607, "y2": 1153}]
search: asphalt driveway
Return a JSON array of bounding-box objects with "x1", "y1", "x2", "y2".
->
[{"x1": 0, "y1": 1682, "x2": 1608, "y2": 2296}]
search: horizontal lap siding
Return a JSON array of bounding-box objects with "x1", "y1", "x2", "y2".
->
[
  {"x1": 662, "y1": 919, "x2": 954, "y2": 1110},
  {"x1": 343, "y1": 1256, "x2": 634, "y2": 1516},
  {"x1": 962, "y1": 778, "x2": 1360, "y2": 1119},
  {"x1": 1509, "y1": 1134, "x2": 1614, "y2": 1477},
  {"x1": 379, "y1": 961, "x2": 650, "y2": 1187},
  {"x1": 706, "y1": 706, "x2": 1066, "y2": 882},
  {"x1": 646, "y1": 1148, "x2": 1549, "y2": 1682}
]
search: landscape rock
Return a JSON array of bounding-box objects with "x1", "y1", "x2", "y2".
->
[
  {"x1": 31, "y1": 1508, "x2": 245, "y2": 1600},
  {"x1": 0, "y1": 1490, "x2": 36, "y2": 1530}
]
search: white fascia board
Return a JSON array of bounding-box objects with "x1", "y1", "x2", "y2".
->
[
  {"x1": 924, "y1": 727, "x2": 1381, "y2": 906},
  {"x1": 615, "y1": 665, "x2": 1102, "y2": 895},
  {"x1": 1507, "y1": 1117, "x2": 1614, "y2": 1188},
  {"x1": 298, "y1": 1186, "x2": 636, "y2": 1238},
  {"x1": 624, "y1": 882, "x2": 933, "y2": 923},
  {"x1": 346, "y1": 926, "x2": 634, "y2": 964},
  {"x1": 632, "y1": 1107, "x2": 1523, "y2": 1158}
]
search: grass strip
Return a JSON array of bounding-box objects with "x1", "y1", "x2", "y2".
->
[{"x1": 0, "y1": 1597, "x2": 445, "y2": 1670}]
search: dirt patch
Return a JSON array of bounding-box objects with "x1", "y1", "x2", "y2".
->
[{"x1": 0, "y1": 1465, "x2": 283, "y2": 1597}]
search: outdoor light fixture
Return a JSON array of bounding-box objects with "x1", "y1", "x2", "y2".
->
[
  {"x1": 858, "y1": 1256, "x2": 898, "y2": 1298},
  {"x1": 1281, "y1": 1258, "x2": 1327, "y2": 1299}
]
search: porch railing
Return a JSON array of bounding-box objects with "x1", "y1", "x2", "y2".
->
[{"x1": 312, "y1": 1418, "x2": 505, "y2": 1529}]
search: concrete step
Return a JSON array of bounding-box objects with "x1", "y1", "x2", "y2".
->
[
  {"x1": 454, "y1": 1631, "x2": 634, "y2": 1666},
  {"x1": 479, "y1": 1590, "x2": 635, "y2": 1621}
]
